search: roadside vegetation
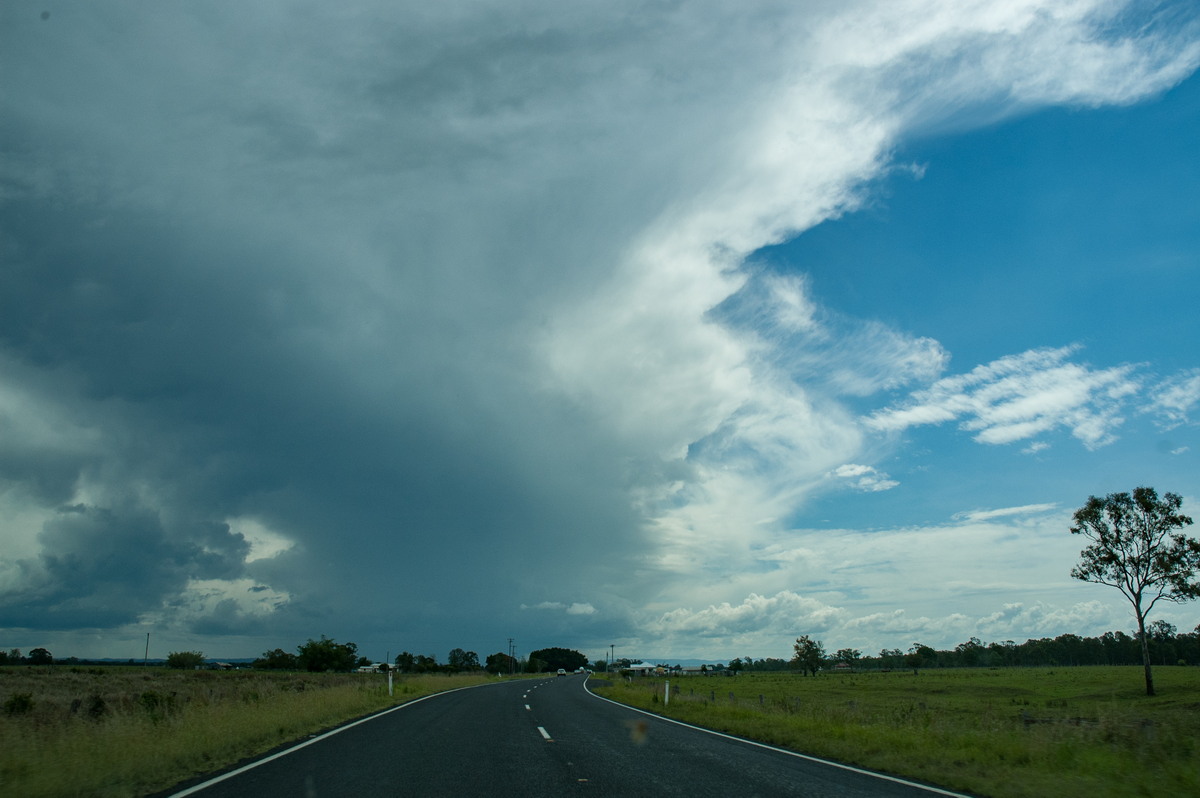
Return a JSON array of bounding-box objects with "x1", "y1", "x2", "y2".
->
[
  {"x1": 592, "y1": 666, "x2": 1200, "y2": 798},
  {"x1": 0, "y1": 665, "x2": 494, "y2": 798}
]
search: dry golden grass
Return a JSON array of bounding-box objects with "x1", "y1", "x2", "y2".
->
[{"x1": 0, "y1": 666, "x2": 494, "y2": 797}]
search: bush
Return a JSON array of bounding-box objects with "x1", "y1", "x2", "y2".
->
[
  {"x1": 166, "y1": 651, "x2": 206, "y2": 670},
  {"x1": 4, "y1": 693, "x2": 34, "y2": 715}
]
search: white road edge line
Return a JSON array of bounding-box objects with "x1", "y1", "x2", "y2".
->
[
  {"x1": 537, "y1": 726, "x2": 552, "y2": 741},
  {"x1": 582, "y1": 679, "x2": 971, "y2": 798},
  {"x1": 167, "y1": 681, "x2": 499, "y2": 797}
]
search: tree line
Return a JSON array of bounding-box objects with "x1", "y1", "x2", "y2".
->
[
  {"x1": 249, "y1": 638, "x2": 589, "y2": 675},
  {"x1": 776, "y1": 623, "x2": 1200, "y2": 675}
]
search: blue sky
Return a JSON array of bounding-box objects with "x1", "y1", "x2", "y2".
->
[
  {"x1": 766, "y1": 73, "x2": 1200, "y2": 531},
  {"x1": 1, "y1": 1, "x2": 1198, "y2": 666}
]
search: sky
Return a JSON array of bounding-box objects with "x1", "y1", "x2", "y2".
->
[{"x1": 2, "y1": 0, "x2": 1198, "y2": 666}]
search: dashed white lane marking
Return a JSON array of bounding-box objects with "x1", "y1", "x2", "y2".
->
[
  {"x1": 525, "y1": 704, "x2": 531, "y2": 711},
  {"x1": 537, "y1": 726, "x2": 552, "y2": 741}
]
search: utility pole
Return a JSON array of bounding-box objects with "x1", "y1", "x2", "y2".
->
[
  {"x1": 144, "y1": 633, "x2": 150, "y2": 666},
  {"x1": 508, "y1": 638, "x2": 515, "y2": 675}
]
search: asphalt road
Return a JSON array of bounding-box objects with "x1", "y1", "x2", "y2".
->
[{"x1": 165, "y1": 675, "x2": 970, "y2": 798}]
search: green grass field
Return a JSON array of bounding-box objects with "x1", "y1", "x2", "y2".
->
[
  {"x1": 0, "y1": 666, "x2": 495, "y2": 797},
  {"x1": 592, "y1": 666, "x2": 1200, "y2": 798}
]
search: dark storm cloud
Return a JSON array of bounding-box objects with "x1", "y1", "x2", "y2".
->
[
  {"x1": 0, "y1": 503, "x2": 247, "y2": 629},
  {"x1": 2, "y1": 1, "x2": 1197, "y2": 660}
]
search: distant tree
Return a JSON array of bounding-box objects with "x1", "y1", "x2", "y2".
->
[
  {"x1": 1149, "y1": 620, "x2": 1178, "y2": 666},
  {"x1": 834, "y1": 648, "x2": 861, "y2": 668},
  {"x1": 906, "y1": 643, "x2": 936, "y2": 674},
  {"x1": 879, "y1": 648, "x2": 904, "y2": 669},
  {"x1": 27, "y1": 647, "x2": 53, "y2": 666},
  {"x1": 166, "y1": 650, "x2": 205, "y2": 669},
  {"x1": 447, "y1": 648, "x2": 480, "y2": 671},
  {"x1": 527, "y1": 647, "x2": 587, "y2": 672},
  {"x1": 592, "y1": 660, "x2": 607, "y2": 672},
  {"x1": 297, "y1": 636, "x2": 359, "y2": 673},
  {"x1": 255, "y1": 648, "x2": 299, "y2": 670},
  {"x1": 954, "y1": 638, "x2": 984, "y2": 667},
  {"x1": 413, "y1": 654, "x2": 438, "y2": 673},
  {"x1": 1070, "y1": 486, "x2": 1198, "y2": 695},
  {"x1": 987, "y1": 640, "x2": 1017, "y2": 667},
  {"x1": 394, "y1": 652, "x2": 416, "y2": 673},
  {"x1": 791, "y1": 635, "x2": 825, "y2": 676},
  {"x1": 485, "y1": 652, "x2": 517, "y2": 675},
  {"x1": 727, "y1": 658, "x2": 744, "y2": 673}
]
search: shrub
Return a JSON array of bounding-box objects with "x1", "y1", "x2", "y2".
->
[
  {"x1": 166, "y1": 651, "x2": 206, "y2": 670},
  {"x1": 4, "y1": 693, "x2": 34, "y2": 715}
]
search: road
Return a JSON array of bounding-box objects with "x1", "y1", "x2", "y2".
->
[{"x1": 165, "y1": 675, "x2": 970, "y2": 798}]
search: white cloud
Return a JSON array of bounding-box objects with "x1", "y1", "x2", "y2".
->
[
  {"x1": 953, "y1": 503, "x2": 1058, "y2": 523},
  {"x1": 650, "y1": 591, "x2": 847, "y2": 639},
  {"x1": 521, "y1": 601, "x2": 596, "y2": 616},
  {"x1": 173, "y1": 578, "x2": 291, "y2": 620},
  {"x1": 832, "y1": 463, "x2": 899, "y2": 492},
  {"x1": 1146, "y1": 369, "x2": 1200, "y2": 429},
  {"x1": 626, "y1": 502, "x2": 1114, "y2": 656},
  {"x1": 867, "y1": 346, "x2": 1142, "y2": 448},
  {"x1": 226, "y1": 517, "x2": 295, "y2": 563}
]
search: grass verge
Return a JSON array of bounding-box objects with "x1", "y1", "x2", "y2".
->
[
  {"x1": 0, "y1": 667, "x2": 495, "y2": 797},
  {"x1": 591, "y1": 666, "x2": 1200, "y2": 798}
]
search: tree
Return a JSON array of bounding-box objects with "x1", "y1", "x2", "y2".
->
[
  {"x1": 255, "y1": 648, "x2": 299, "y2": 670},
  {"x1": 296, "y1": 636, "x2": 359, "y2": 673},
  {"x1": 166, "y1": 650, "x2": 205, "y2": 669},
  {"x1": 791, "y1": 635, "x2": 825, "y2": 676},
  {"x1": 1149, "y1": 620, "x2": 1178, "y2": 666},
  {"x1": 954, "y1": 637, "x2": 984, "y2": 667},
  {"x1": 1070, "y1": 486, "x2": 1198, "y2": 696},
  {"x1": 394, "y1": 652, "x2": 416, "y2": 673},
  {"x1": 527, "y1": 647, "x2": 588, "y2": 672},
  {"x1": 485, "y1": 651, "x2": 517, "y2": 675},
  {"x1": 27, "y1": 647, "x2": 53, "y2": 666},
  {"x1": 906, "y1": 643, "x2": 936, "y2": 674},
  {"x1": 878, "y1": 648, "x2": 904, "y2": 670},
  {"x1": 447, "y1": 648, "x2": 481, "y2": 671},
  {"x1": 834, "y1": 648, "x2": 861, "y2": 668}
]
